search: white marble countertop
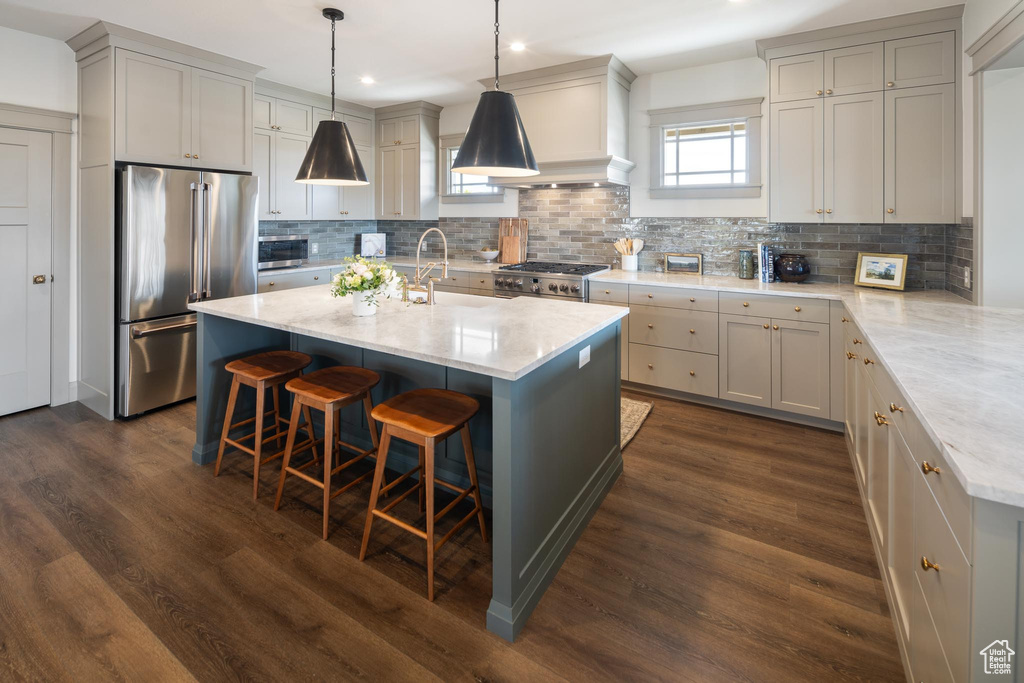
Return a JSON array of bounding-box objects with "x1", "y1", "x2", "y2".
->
[
  {"x1": 599, "y1": 268, "x2": 1024, "y2": 507},
  {"x1": 189, "y1": 287, "x2": 626, "y2": 381},
  {"x1": 259, "y1": 257, "x2": 502, "y2": 276}
]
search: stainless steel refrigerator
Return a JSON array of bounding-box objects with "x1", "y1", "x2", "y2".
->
[{"x1": 117, "y1": 165, "x2": 258, "y2": 417}]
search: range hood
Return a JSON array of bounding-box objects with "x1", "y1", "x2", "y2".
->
[{"x1": 476, "y1": 55, "x2": 637, "y2": 187}]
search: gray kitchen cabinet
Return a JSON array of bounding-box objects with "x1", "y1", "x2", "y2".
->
[
  {"x1": 191, "y1": 67, "x2": 253, "y2": 172},
  {"x1": 824, "y1": 92, "x2": 884, "y2": 223},
  {"x1": 114, "y1": 50, "x2": 192, "y2": 166},
  {"x1": 888, "y1": 426, "x2": 915, "y2": 647},
  {"x1": 379, "y1": 116, "x2": 419, "y2": 146},
  {"x1": 865, "y1": 376, "x2": 889, "y2": 550},
  {"x1": 770, "y1": 52, "x2": 824, "y2": 102},
  {"x1": 771, "y1": 319, "x2": 830, "y2": 418},
  {"x1": 824, "y1": 42, "x2": 884, "y2": 96},
  {"x1": 884, "y1": 32, "x2": 955, "y2": 90},
  {"x1": 628, "y1": 345, "x2": 718, "y2": 398},
  {"x1": 255, "y1": 94, "x2": 313, "y2": 136},
  {"x1": 311, "y1": 144, "x2": 374, "y2": 220},
  {"x1": 769, "y1": 99, "x2": 823, "y2": 223},
  {"x1": 312, "y1": 107, "x2": 374, "y2": 147},
  {"x1": 374, "y1": 103, "x2": 440, "y2": 221},
  {"x1": 258, "y1": 267, "x2": 330, "y2": 293},
  {"x1": 114, "y1": 49, "x2": 252, "y2": 171},
  {"x1": 378, "y1": 144, "x2": 422, "y2": 219},
  {"x1": 718, "y1": 313, "x2": 772, "y2": 408},
  {"x1": 253, "y1": 128, "x2": 312, "y2": 221},
  {"x1": 629, "y1": 306, "x2": 718, "y2": 355},
  {"x1": 884, "y1": 83, "x2": 956, "y2": 224}
]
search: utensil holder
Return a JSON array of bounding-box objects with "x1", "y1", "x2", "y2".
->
[{"x1": 622, "y1": 254, "x2": 638, "y2": 271}]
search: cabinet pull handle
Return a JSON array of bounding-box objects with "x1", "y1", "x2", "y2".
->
[
  {"x1": 846, "y1": 351, "x2": 856, "y2": 359},
  {"x1": 873, "y1": 411, "x2": 889, "y2": 426},
  {"x1": 815, "y1": 89, "x2": 823, "y2": 96},
  {"x1": 794, "y1": 306, "x2": 801, "y2": 312},
  {"x1": 689, "y1": 329, "x2": 695, "y2": 334},
  {"x1": 921, "y1": 461, "x2": 942, "y2": 476},
  {"x1": 852, "y1": 338, "x2": 862, "y2": 344},
  {"x1": 689, "y1": 297, "x2": 695, "y2": 302},
  {"x1": 647, "y1": 363, "x2": 653, "y2": 369},
  {"x1": 647, "y1": 323, "x2": 654, "y2": 329},
  {"x1": 763, "y1": 324, "x2": 770, "y2": 329},
  {"x1": 742, "y1": 302, "x2": 749, "y2": 307},
  {"x1": 921, "y1": 556, "x2": 940, "y2": 572},
  {"x1": 887, "y1": 81, "x2": 895, "y2": 88},
  {"x1": 864, "y1": 358, "x2": 875, "y2": 365},
  {"x1": 841, "y1": 317, "x2": 848, "y2": 323},
  {"x1": 889, "y1": 403, "x2": 904, "y2": 413},
  {"x1": 689, "y1": 371, "x2": 695, "y2": 376},
  {"x1": 887, "y1": 208, "x2": 895, "y2": 214}
]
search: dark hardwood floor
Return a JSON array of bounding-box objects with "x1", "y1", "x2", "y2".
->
[{"x1": 0, "y1": 391, "x2": 903, "y2": 681}]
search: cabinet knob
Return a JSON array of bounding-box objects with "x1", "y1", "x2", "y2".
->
[
  {"x1": 689, "y1": 370, "x2": 695, "y2": 377},
  {"x1": 689, "y1": 329, "x2": 695, "y2": 334},
  {"x1": 889, "y1": 403, "x2": 904, "y2": 413},
  {"x1": 816, "y1": 90, "x2": 823, "y2": 96},
  {"x1": 604, "y1": 290, "x2": 610, "y2": 294},
  {"x1": 313, "y1": 276, "x2": 319, "y2": 280},
  {"x1": 689, "y1": 297, "x2": 695, "y2": 302},
  {"x1": 772, "y1": 324, "x2": 779, "y2": 330},
  {"x1": 185, "y1": 153, "x2": 192, "y2": 158},
  {"x1": 921, "y1": 556, "x2": 940, "y2": 572},
  {"x1": 825, "y1": 89, "x2": 833, "y2": 95},
  {"x1": 268, "y1": 281, "x2": 275, "y2": 286},
  {"x1": 887, "y1": 208, "x2": 895, "y2": 214},
  {"x1": 763, "y1": 323, "x2": 770, "y2": 329},
  {"x1": 193, "y1": 154, "x2": 199, "y2": 160},
  {"x1": 846, "y1": 351, "x2": 856, "y2": 359},
  {"x1": 816, "y1": 209, "x2": 823, "y2": 214},
  {"x1": 825, "y1": 209, "x2": 832, "y2": 214},
  {"x1": 887, "y1": 81, "x2": 895, "y2": 88},
  {"x1": 647, "y1": 363, "x2": 653, "y2": 369},
  {"x1": 794, "y1": 306, "x2": 801, "y2": 312},
  {"x1": 864, "y1": 357, "x2": 875, "y2": 365},
  {"x1": 647, "y1": 323, "x2": 654, "y2": 329},
  {"x1": 841, "y1": 317, "x2": 849, "y2": 323},
  {"x1": 742, "y1": 302, "x2": 749, "y2": 307},
  {"x1": 921, "y1": 461, "x2": 942, "y2": 476},
  {"x1": 648, "y1": 293, "x2": 653, "y2": 298}
]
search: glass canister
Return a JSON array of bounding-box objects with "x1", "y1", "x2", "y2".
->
[{"x1": 738, "y1": 250, "x2": 755, "y2": 279}]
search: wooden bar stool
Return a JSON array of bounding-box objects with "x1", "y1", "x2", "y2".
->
[
  {"x1": 274, "y1": 366, "x2": 382, "y2": 540},
  {"x1": 215, "y1": 350, "x2": 317, "y2": 499},
  {"x1": 359, "y1": 388, "x2": 487, "y2": 601}
]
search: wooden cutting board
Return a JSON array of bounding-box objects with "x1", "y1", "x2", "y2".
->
[
  {"x1": 498, "y1": 218, "x2": 528, "y2": 263},
  {"x1": 499, "y1": 235, "x2": 520, "y2": 264}
]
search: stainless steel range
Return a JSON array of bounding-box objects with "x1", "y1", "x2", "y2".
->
[{"x1": 492, "y1": 261, "x2": 610, "y2": 301}]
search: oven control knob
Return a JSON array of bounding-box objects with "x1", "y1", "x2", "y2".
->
[
  {"x1": 531, "y1": 284, "x2": 541, "y2": 293},
  {"x1": 504, "y1": 278, "x2": 514, "y2": 287},
  {"x1": 514, "y1": 279, "x2": 523, "y2": 288},
  {"x1": 494, "y1": 279, "x2": 503, "y2": 287},
  {"x1": 570, "y1": 284, "x2": 580, "y2": 293},
  {"x1": 548, "y1": 283, "x2": 558, "y2": 292},
  {"x1": 559, "y1": 283, "x2": 569, "y2": 292}
]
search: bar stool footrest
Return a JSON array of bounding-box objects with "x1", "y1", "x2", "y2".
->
[{"x1": 372, "y1": 509, "x2": 428, "y2": 540}]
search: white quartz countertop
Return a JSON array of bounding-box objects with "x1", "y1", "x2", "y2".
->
[
  {"x1": 261, "y1": 258, "x2": 502, "y2": 276},
  {"x1": 189, "y1": 286, "x2": 626, "y2": 381},
  {"x1": 598, "y1": 268, "x2": 1024, "y2": 507}
]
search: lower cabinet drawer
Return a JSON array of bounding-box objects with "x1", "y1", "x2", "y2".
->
[
  {"x1": 468, "y1": 274, "x2": 494, "y2": 291},
  {"x1": 629, "y1": 306, "x2": 718, "y2": 355},
  {"x1": 915, "y1": 472, "x2": 970, "y2": 682},
  {"x1": 258, "y1": 268, "x2": 330, "y2": 292},
  {"x1": 628, "y1": 344, "x2": 718, "y2": 397},
  {"x1": 720, "y1": 291, "x2": 830, "y2": 323},
  {"x1": 590, "y1": 281, "x2": 629, "y2": 304},
  {"x1": 911, "y1": 573, "x2": 956, "y2": 683}
]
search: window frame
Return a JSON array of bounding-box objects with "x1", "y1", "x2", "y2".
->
[
  {"x1": 648, "y1": 97, "x2": 763, "y2": 199},
  {"x1": 439, "y1": 133, "x2": 506, "y2": 204}
]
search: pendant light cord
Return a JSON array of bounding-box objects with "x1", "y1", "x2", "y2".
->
[
  {"x1": 494, "y1": 0, "x2": 500, "y2": 91},
  {"x1": 330, "y1": 15, "x2": 337, "y2": 120}
]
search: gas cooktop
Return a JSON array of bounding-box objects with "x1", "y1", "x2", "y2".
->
[{"x1": 496, "y1": 261, "x2": 610, "y2": 276}]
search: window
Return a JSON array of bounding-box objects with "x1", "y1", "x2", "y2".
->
[
  {"x1": 439, "y1": 135, "x2": 505, "y2": 203},
  {"x1": 648, "y1": 98, "x2": 763, "y2": 199},
  {"x1": 446, "y1": 147, "x2": 500, "y2": 195},
  {"x1": 663, "y1": 122, "x2": 747, "y2": 186}
]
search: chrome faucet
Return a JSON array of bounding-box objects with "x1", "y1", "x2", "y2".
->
[{"x1": 412, "y1": 227, "x2": 449, "y2": 305}]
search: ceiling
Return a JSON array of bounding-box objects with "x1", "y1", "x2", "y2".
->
[{"x1": 0, "y1": 0, "x2": 959, "y2": 107}]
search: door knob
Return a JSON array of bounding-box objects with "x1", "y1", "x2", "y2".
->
[{"x1": 32, "y1": 274, "x2": 46, "y2": 284}]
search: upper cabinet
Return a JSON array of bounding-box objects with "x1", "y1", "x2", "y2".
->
[
  {"x1": 254, "y1": 94, "x2": 314, "y2": 136},
  {"x1": 760, "y1": 12, "x2": 961, "y2": 224},
  {"x1": 310, "y1": 107, "x2": 374, "y2": 220},
  {"x1": 373, "y1": 102, "x2": 440, "y2": 221},
  {"x1": 114, "y1": 49, "x2": 253, "y2": 172}
]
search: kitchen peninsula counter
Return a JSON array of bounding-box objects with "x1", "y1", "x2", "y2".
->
[{"x1": 188, "y1": 288, "x2": 627, "y2": 641}]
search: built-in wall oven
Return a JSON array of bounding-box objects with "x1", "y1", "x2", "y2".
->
[{"x1": 258, "y1": 234, "x2": 308, "y2": 270}]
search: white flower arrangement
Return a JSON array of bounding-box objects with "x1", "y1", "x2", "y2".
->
[{"x1": 330, "y1": 256, "x2": 397, "y2": 307}]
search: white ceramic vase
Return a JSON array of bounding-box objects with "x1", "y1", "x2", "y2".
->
[
  {"x1": 351, "y1": 289, "x2": 378, "y2": 316},
  {"x1": 622, "y1": 254, "x2": 638, "y2": 271}
]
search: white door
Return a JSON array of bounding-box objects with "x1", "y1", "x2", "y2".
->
[{"x1": 0, "y1": 128, "x2": 52, "y2": 415}]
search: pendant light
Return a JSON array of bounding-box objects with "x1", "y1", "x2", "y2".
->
[
  {"x1": 451, "y1": 0, "x2": 539, "y2": 178},
  {"x1": 295, "y1": 8, "x2": 368, "y2": 186}
]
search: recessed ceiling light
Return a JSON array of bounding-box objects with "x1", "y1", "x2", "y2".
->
[
  {"x1": 360, "y1": 75, "x2": 375, "y2": 84},
  {"x1": 510, "y1": 42, "x2": 525, "y2": 52}
]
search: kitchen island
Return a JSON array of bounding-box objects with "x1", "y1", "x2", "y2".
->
[{"x1": 188, "y1": 286, "x2": 627, "y2": 641}]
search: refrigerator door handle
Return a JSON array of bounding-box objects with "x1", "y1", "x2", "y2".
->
[
  {"x1": 130, "y1": 319, "x2": 198, "y2": 339},
  {"x1": 187, "y1": 182, "x2": 200, "y2": 304},
  {"x1": 202, "y1": 182, "x2": 212, "y2": 299}
]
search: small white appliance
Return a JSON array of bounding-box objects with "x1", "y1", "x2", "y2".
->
[{"x1": 361, "y1": 232, "x2": 386, "y2": 258}]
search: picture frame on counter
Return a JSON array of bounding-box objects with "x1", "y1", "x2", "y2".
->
[
  {"x1": 664, "y1": 252, "x2": 702, "y2": 275},
  {"x1": 854, "y1": 252, "x2": 908, "y2": 291}
]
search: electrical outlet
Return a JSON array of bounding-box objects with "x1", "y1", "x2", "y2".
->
[
  {"x1": 964, "y1": 265, "x2": 971, "y2": 289},
  {"x1": 420, "y1": 241, "x2": 427, "y2": 252},
  {"x1": 311, "y1": 242, "x2": 319, "y2": 255},
  {"x1": 579, "y1": 345, "x2": 591, "y2": 369}
]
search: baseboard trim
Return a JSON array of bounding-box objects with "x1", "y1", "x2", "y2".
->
[{"x1": 622, "y1": 381, "x2": 844, "y2": 432}]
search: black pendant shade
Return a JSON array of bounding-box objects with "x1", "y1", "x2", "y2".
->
[
  {"x1": 451, "y1": 90, "x2": 539, "y2": 177},
  {"x1": 295, "y1": 119, "x2": 368, "y2": 185}
]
